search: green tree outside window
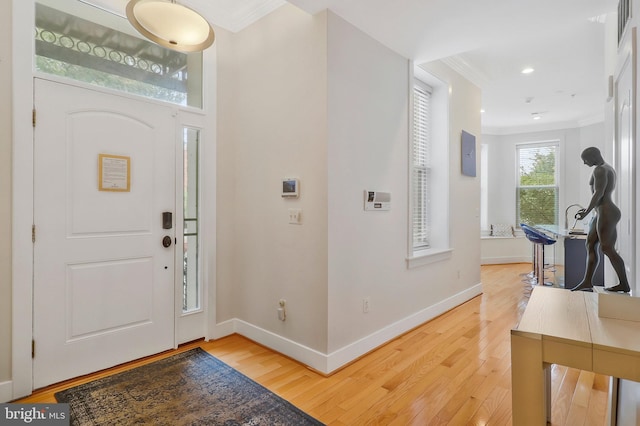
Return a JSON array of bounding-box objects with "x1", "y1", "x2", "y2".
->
[{"x1": 517, "y1": 145, "x2": 558, "y2": 226}]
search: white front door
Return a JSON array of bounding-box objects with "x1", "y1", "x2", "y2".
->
[{"x1": 33, "y1": 78, "x2": 176, "y2": 388}]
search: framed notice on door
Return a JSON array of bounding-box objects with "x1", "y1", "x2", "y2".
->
[{"x1": 99, "y1": 154, "x2": 131, "y2": 192}]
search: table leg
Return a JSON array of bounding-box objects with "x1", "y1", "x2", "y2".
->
[
  {"x1": 607, "y1": 377, "x2": 619, "y2": 426},
  {"x1": 545, "y1": 362, "x2": 551, "y2": 422},
  {"x1": 511, "y1": 333, "x2": 547, "y2": 425}
]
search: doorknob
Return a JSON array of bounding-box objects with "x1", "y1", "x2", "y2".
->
[{"x1": 162, "y1": 236, "x2": 172, "y2": 248}]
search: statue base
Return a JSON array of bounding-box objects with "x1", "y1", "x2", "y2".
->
[{"x1": 596, "y1": 286, "x2": 639, "y2": 321}]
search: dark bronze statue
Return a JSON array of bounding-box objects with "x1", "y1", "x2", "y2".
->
[{"x1": 570, "y1": 147, "x2": 630, "y2": 292}]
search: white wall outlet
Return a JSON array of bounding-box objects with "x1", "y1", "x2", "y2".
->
[
  {"x1": 278, "y1": 299, "x2": 286, "y2": 321},
  {"x1": 363, "y1": 297, "x2": 370, "y2": 313},
  {"x1": 288, "y1": 208, "x2": 302, "y2": 225}
]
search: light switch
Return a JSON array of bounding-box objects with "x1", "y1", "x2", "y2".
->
[{"x1": 288, "y1": 208, "x2": 302, "y2": 225}]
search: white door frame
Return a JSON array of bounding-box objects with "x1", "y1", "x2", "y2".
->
[
  {"x1": 615, "y1": 27, "x2": 637, "y2": 295},
  {"x1": 10, "y1": 0, "x2": 217, "y2": 399}
]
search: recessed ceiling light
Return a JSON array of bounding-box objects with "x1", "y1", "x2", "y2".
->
[
  {"x1": 480, "y1": 109, "x2": 485, "y2": 113},
  {"x1": 533, "y1": 116, "x2": 541, "y2": 120},
  {"x1": 521, "y1": 67, "x2": 535, "y2": 74}
]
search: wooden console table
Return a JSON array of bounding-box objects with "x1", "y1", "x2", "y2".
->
[{"x1": 511, "y1": 286, "x2": 640, "y2": 425}]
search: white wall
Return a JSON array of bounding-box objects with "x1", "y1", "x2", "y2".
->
[
  {"x1": 481, "y1": 237, "x2": 530, "y2": 265},
  {"x1": 214, "y1": 26, "x2": 236, "y2": 324},
  {"x1": 0, "y1": 0, "x2": 12, "y2": 385},
  {"x1": 216, "y1": 5, "x2": 329, "y2": 353},
  {"x1": 217, "y1": 6, "x2": 483, "y2": 371},
  {"x1": 326, "y1": 13, "x2": 483, "y2": 355},
  {"x1": 326, "y1": 12, "x2": 411, "y2": 352}
]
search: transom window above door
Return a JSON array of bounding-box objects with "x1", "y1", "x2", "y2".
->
[{"x1": 35, "y1": 1, "x2": 203, "y2": 108}]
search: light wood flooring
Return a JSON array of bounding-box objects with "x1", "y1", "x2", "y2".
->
[{"x1": 18, "y1": 263, "x2": 610, "y2": 425}]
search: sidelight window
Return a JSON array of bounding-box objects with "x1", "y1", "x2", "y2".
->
[{"x1": 183, "y1": 128, "x2": 200, "y2": 313}]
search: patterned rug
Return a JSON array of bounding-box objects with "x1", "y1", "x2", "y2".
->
[{"x1": 55, "y1": 348, "x2": 324, "y2": 426}]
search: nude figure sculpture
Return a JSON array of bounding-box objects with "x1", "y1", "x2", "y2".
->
[{"x1": 570, "y1": 147, "x2": 630, "y2": 293}]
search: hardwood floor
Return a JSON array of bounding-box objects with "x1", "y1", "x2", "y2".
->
[{"x1": 18, "y1": 263, "x2": 610, "y2": 425}]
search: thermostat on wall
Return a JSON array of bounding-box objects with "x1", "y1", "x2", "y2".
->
[
  {"x1": 364, "y1": 190, "x2": 390, "y2": 211},
  {"x1": 282, "y1": 178, "x2": 299, "y2": 198}
]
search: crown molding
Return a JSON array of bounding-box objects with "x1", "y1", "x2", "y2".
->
[
  {"x1": 224, "y1": 0, "x2": 286, "y2": 33},
  {"x1": 440, "y1": 55, "x2": 490, "y2": 88},
  {"x1": 482, "y1": 115, "x2": 605, "y2": 136}
]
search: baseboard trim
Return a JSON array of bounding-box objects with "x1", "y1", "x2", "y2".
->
[
  {"x1": 325, "y1": 283, "x2": 483, "y2": 372},
  {"x1": 209, "y1": 319, "x2": 235, "y2": 340},
  {"x1": 0, "y1": 380, "x2": 12, "y2": 403},
  {"x1": 209, "y1": 319, "x2": 328, "y2": 372},
  {"x1": 211, "y1": 284, "x2": 483, "y2": 375},
  {"x1": 481, "y1": 256, "x2": 530, "y2": 265},
  {"x1": 233, "y1": 320, "x2": 328, "y2": 373}
]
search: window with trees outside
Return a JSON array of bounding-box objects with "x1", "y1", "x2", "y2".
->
[{"x1": 516, "y1": 142, "x2": 559, "y2": 226}]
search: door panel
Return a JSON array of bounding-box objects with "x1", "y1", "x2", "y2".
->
[
  {"x1": 68, "y1": 112, "x2": 154, "y2": 235},
  {"x1": 67, "y1": 258, "x2": 153, "y2": 339},
  {"x1": 33, "y1": 78, "x2": 176, "y2": 388}
]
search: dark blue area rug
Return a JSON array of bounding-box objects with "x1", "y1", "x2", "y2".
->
[{"x1": 55, "y1": 347, "x2": 324, "y2": 426}]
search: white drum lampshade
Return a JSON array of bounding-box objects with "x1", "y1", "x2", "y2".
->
[{"x1": 126, "y1": 0, "x2": 215, "y2": 52}]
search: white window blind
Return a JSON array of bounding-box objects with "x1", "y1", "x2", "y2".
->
[
  {"x1": 516, "y1": 143, "x2": 559, "y2": 226},
  {"x1": 412, "y1": 83, "x2": 432, "y2": 250}
]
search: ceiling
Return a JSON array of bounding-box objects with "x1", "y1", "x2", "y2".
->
[
  {"x1": 88, "y1": 0, "x2": 619, "y2": 134},
  {"x1": 288, "y1": 0, "x2": 618, "y2": 134}
]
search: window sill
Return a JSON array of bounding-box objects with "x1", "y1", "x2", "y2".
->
[{"x1": 406, "y1": 248, "x2": 453, "y2": 269}]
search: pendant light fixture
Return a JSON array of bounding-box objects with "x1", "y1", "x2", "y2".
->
[{"x1": 126, "y1": 0, "x2": 215, "y2": 52}]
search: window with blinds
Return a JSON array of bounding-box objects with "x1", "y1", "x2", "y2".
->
[
  {"x1": 619, "y1": 0, "x2": 630, "y2": 43},
  {"x1": 412, "y1": 82, "x2": 432, "y2": 250},
  {"x1": 516, "y1": 143, "x2": 559, "y2": 226}
]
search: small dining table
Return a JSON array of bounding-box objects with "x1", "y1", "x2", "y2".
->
[{"x1": 511, "y1": 286, "x2": 640, "y2": 425}]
